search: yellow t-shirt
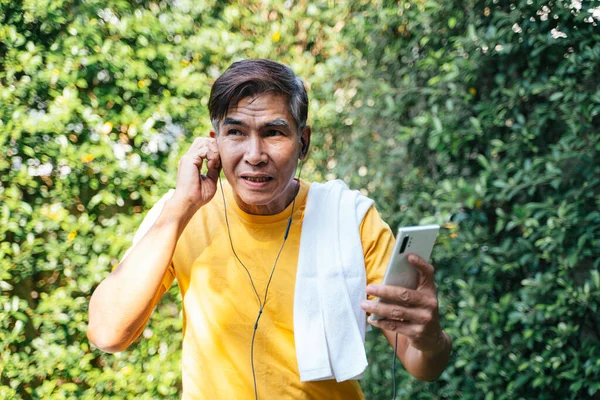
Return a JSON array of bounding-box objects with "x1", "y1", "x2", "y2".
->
[{"x1": 135, "y1": 179, "x2": 395, "y2": 399}]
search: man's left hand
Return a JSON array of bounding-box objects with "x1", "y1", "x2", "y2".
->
[{"x1": 360, "y1": 254, "x2": 445, "y2": 354}]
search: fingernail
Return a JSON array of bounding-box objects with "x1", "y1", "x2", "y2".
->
[{"x1": 360, "y1": 300, "x2": 370, "y2": 308}]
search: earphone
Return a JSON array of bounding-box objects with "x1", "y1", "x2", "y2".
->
[
  {"x1": 217, "y1": 155, "x2": 304, "y2": 400},
  {"x1": 300, "y1": 138, "x2": 308, "y2": 156}
]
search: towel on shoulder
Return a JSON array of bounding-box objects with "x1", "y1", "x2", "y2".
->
[{"x1": 294, "y1": 179, "x2": 374, "y2": 382}]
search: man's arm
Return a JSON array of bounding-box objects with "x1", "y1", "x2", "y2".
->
[
  {"x1": 87, "y1": 137, "x2": 221, "y2": 353},
  {"x1": 87, "y1": 200, "x2": 195, "y2": 353},
  {"x1": 361, "y1": 254, "x2": 452, "y2": 381},
  {"x1": 381, "y1": 322, "x2": 452, "y2": 381}
]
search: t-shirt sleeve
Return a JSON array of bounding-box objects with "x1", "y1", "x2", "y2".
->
[
  {"x1": 360, "y1": 205, "x2": 395, "y2": 300},
  {"x1": 119, "y1": 189, "x2": 176, "y2": 293}
]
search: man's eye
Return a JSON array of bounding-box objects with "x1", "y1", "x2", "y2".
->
[
  {"x1": 266, "y1": 130, "x2": 283, "y2": 137},
  {"x1": 227, "y1": 129, "x2": 242, "y2": 135}
]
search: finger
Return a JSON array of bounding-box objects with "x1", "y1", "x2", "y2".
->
[
  {"x1": 179, "y1": 152, "x2": 205, "y2": 171},
  {"x1": 368, "y1": 317, "x2": 418, "y2": 335},
  {"x1": 366, "y1": 284, "x2": 436, "y2": 309},
  {"x1": 206, "y1": 142, "x2": 221, "y2": 170},
  {"x1": 190, "y1": 144, "x2": 212, "y2": 171},
  {"x1": 206, "y1": 158, "x2": 221, "y2": 181},
  {"x1": 198, "y1": 146, "x2": 209, "y2": 159},
  {"x1": 206, "y1": 158, "x2": 220, "y2": 172},
  {"x1": 407, "y1": 253, "x2": 435, "y2": 280},
  {"x1": 190, "y1": 136, "x2": 209, "y2": 151},
  {"x1": 208, "y1": 137, "x2": 218, "y2": 152},
  {"x1": 361, "y1": 300, "x2": 431, "y2": 324}
]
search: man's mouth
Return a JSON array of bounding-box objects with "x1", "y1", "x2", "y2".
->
[{"x1": 242, "y1": 176, "x2": 273, "y2": 182}]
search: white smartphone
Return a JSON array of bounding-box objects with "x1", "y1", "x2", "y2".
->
[{"x1": 369, "y1": 224, "x2": 440, "y2": 321}]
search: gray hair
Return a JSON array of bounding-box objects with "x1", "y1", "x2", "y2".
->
[{"x1": 208, "y1": 59, "x2": 309, "y2": 134}]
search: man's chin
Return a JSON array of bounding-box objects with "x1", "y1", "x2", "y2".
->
[{"x1": 238, "y1": 192, "x2": 275, "y2": 205}]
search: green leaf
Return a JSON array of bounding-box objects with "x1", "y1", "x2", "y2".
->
[
  {"x1": 591, "y1": 270, "x2": 600, "y2": 288},
  {"x1": 60, "y1": 383, "x2": 79, "y2": 392}
]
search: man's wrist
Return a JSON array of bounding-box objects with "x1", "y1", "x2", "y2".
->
[
  {"x1": 158, "y1": 198, "x2": 200, "y2": 232},
  {"x1": 419, "y1": 330, "x2": 452, "y2": 358}
]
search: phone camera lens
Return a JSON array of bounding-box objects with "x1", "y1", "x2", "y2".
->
[{"x1": 399, "y1": 236, "x2": 409, "y2": 253}]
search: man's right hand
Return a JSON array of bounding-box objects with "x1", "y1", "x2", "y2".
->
[
  {"x1": 171, "y1": 137, "x2": 221, "y2": 212},
  {"x1": 88, "y1": 138, "x2": 221, "y2": 353}
]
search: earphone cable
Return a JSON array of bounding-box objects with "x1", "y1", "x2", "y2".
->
[
  {"x1": 219, "y1": 177, "x2": 262, "y2": 307},
  {"x1": 261, "y1": 190, "x2": 297, "y2": 307},
  {"x1": 219, "y1": 160, "x2": 303, "y2": 400},
  {"x1": 248, "y1": 191, "x2": 295, "y2": 400},
  {"x1": 392, "y1": 332, "x2": 398, "y2": 400}
]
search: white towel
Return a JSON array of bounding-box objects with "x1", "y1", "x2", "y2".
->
[{"x1": 294, "y1": 180, "x2": 374, "y2": 382}]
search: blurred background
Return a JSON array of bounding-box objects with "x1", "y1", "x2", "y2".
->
[{"x1": 1, "y1": 0, "x2": 599, "y2": 398}]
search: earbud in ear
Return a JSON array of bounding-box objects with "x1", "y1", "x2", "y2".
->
[{"x1": 300, "y1": 138, "x2": 308, "y2": 156}]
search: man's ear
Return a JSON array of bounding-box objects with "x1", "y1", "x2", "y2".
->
[
  {"x1": 299, "y1": 125, "x2": 311, "y2": 160},
  {"x1": 210, "y1": 131, "x2": 217, "y2": 139}
]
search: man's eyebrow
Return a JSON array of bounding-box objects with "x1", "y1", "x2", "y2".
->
[
  {"x1": 222, "y1": 118, "x2": 248, "y2": 127},
  {"x1": 222, "y1": 117, "x2": 292, "y2": 130},
  {"x1": 263, "y1": 118, "x2": 291, "y2": 129}
]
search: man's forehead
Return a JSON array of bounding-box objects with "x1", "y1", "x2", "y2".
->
[
  {"x1": 223, "y1": 93, "x2": 294, "y2": 124},
  {"x1": 227, "y1": 93, "x2": 287, "y2": 110}
]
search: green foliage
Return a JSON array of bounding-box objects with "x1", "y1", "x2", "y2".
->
[
  {"x1": 1, "y1": 0, "x2": 598, "y2": 398},
  {"x1": 319, "y1": 0, "x2": 600, "y2": 398}
]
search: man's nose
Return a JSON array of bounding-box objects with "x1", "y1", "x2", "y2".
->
[{"x1": 244, "y1": 135, "x2": 268, "y2": 165}]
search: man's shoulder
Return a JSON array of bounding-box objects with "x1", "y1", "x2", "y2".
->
[
  {"x1": 305, "y1": 179, "x2": 369, "y2": 199},
  {"x1": 305, "y1": 179, "x2": 374, "y2": 221}
]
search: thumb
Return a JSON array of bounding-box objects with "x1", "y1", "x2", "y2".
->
[
  {"x1": 205, "y1": 151, "x2": 221, "y2": 182},
  {"x1": 407, "y1": 254, "x2": 436, "y2": 291}
]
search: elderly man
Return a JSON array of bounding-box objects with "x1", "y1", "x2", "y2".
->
[{"x1": 87, "y1": 59, "x2": 452, "y2": 399}]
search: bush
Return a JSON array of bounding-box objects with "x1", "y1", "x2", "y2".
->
[
  {"x1": 1, "y1": 0, "x2": 598, "y2": 398},
  {"x1": 318, "y1": 0, "x2": 600, "y2": 398},
  {"x1": 0, "y1": 1, "x2": 368, "y2": 397}
]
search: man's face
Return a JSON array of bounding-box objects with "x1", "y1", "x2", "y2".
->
[{"x1": 211, "y1": 93, "x2": 310, "y2": 215}]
